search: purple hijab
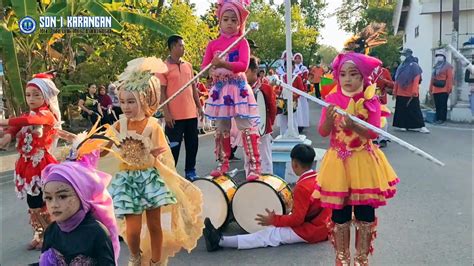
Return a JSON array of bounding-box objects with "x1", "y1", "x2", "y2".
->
[
  {"x1": 40, "y1": 151, "x2": 120, "y2": 264},
  {"x1": 395, "y1": 55, "x2": 423, "y2": 88}
]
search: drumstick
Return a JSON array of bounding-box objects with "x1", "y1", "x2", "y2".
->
[
  {"x1": 272, "y1": 79, "x2": 445, "y2": 167},
  {"x1": 157, "y1": 22, "x2": 259, "y2": 111}
]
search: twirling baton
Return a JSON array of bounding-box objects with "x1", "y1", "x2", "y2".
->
[
  {"x1": 273, "y1": 78, "x2": 445, "y2": 166},
  {"x1": 157, "y1": 22, "x2": 260, "y2": 111}
]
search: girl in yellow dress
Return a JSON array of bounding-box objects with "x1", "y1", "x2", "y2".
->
[
  {"x1": 313, "y1": 52, "x2": 398, "y2": 266},
  {"x1": 106, "y1": 57, "x2": 203, "y2": 266}
]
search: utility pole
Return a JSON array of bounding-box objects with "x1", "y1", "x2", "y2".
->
[
  {"x1": 452, "y1": 0, "x2": 460, "y2": 49},
  {"x1": 438, "y1": 0, "x2": 442, "y2": 46}
]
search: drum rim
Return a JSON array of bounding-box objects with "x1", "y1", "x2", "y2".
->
[
  {"x1": 231, "y1": 176, "x2": 291, "y2": 233},
  {"x1": 193, "y1": 175, "x2": 237, "y2": 229}
]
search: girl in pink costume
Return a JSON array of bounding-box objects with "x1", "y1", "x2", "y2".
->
[
  {"x1": 313, "y1": 52, "x2": 398, "y2": 266},
  {"x1": 202, "y1": 0, "x2": 261, "y2": 181}
]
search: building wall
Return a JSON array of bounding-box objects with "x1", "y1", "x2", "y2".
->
[
  {"x1": 402, "y1": 0, "x2": 474, "y2": 101},
  {"x1": 403, "y1": 0, "x2": 434, "y2": 100},
  {"x1": 430, "y1": 10, "x2": 474, "y2": 47}
]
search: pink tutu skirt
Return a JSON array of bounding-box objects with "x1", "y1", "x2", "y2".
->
[{"x1": 205, "y1": 73, "x2": 260, "y2": 126}]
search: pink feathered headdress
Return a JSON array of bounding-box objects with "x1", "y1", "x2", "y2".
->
[
  {"x1": 217, "y1": 0, "x2": 251, "y2": 35},
  {"x1": 332, "y1": 52, "x2": 382, "y2": 88}
]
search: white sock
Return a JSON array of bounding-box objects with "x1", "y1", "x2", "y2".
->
[{"x1": 219, "y1": 235, "x2": 238, "y2": 248}]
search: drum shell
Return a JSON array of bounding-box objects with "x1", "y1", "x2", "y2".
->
[
  {"x1": 193, "y1": 175, "x2": 237, "y2": 229},
  {"x1": 276, "y1": 97, "x2": 297, "y2": 115},
  {"x1": 231, "y1": 174, "x2": 293, "y2": 233}
]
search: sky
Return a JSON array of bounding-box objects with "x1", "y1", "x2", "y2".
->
[{"x1": 189, "y1": 0, "x2": 351, "y2": 51}]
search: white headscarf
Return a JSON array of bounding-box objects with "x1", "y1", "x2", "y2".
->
[
  {"x1": 27, "y1": 76, "x2": 62, "y2": 151},
  {"x1": 26, "y1": 77, "x2": 61, "y2": 124}
]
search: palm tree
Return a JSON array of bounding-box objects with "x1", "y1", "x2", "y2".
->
[{"x1": 0, "y1": 0, "x2": 173, "y2": 115}]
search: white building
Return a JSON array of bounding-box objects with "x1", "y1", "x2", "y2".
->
[{"x1": 392, "y1": 0, "x2": 474, "y2": 121}]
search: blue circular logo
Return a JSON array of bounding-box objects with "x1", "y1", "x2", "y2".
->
[{"x1": 19, "y1": 17, "x2": 37, "y2": 34}]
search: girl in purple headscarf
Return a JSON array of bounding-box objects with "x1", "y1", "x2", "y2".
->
[
  {"x1": 312, "y1": 52, "x2": 398, "y2": 266},
  {"x1": 39, "y1": 151, "x2": 119, "y2": 265}
]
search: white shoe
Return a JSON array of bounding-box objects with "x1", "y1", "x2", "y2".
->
[
  {"x1": 419, "y1": 127, "x2": 430, "y2": 133},
  {"x1": 408, "y1": 127, "x2": 430, "y2": 133},
  {"x1": 394, "y1": 127, "x2": 407, "y2": 132}
]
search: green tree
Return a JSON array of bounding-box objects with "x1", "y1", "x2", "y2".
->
[
  {"x1": 317, "y1": 44, "x2": 339, "y2": 65},
  {"x1": 336, "y1": 0, "x2": 396, "y2": 33},
  {"x1": 336, "y1": 0, "x2": 401, "y2": 67},
  {"x1": 291, "y1": 5, "x2": 319, "y2": 66},
  {"x1": 247, "y1": 3, "x2": 285, "y2": 70},
  {"x1": 1, "y1": 0, "x2": 174, "y2": 114},
  {"x1": 158, "y1": 0, "x2": 218, "y2": 68}
]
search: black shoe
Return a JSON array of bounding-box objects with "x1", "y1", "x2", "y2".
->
[
  {"x1": 203, "y1": 217, "x2": 222, "y2": 252},
  {"x1": 379, "y1": 140, "x2": 387, "y2": 148}
]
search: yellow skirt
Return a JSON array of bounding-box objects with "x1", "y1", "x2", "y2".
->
[{"x1": 313, "y1": 146, "x2": 399, "y2": 209}]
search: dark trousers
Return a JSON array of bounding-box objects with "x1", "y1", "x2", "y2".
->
[
  {"x1": 165, "y1": 118, "x2": 199, "y2": 171},
  {"x1": 27, "y1": 191, "x2": 44, "y2": 209},
  {"x1": 313, "y1": 83, "x2": 321, "y2": 98},
  {"x1": 393, "y1": 96, "x2": 425, "y2": 129},
  {"x1": 433, "y1": 92, "x2": 449, "y2": 122},
  {"x1": 332, "y1": 205, "x2": 375, "y2": 224}
]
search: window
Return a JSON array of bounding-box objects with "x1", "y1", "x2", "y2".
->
[{"x1": 415, "y1": 26, "x2": 419, "y2": 38}]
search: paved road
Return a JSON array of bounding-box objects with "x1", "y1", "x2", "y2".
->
[{"x1": 1, "y1": 104, "x2": 472, "y2": 265}]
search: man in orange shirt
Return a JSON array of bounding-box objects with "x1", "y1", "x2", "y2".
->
[
  {"x1": 158, "y1": 35, "x2": 203, "y2": 180},
  {"x1": 310, "y1": 63, "x2": 325, "y2": 99}
]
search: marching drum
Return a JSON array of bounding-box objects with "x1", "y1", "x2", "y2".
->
[
  {"x1": 254, "y1": 88, "x2": 267, "y2": 136},
  {"x1": 232, "y1": 174, "x2": 293, "y2": 233},
  {"x1": 276, "y1": 97, "x2": 297, "y2": 115},
  {"x1": 192, "y1": 175, "x2": 237, "y2": 229}
]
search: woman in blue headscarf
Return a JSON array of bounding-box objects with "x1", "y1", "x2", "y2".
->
[{"x1": 393, "y1": 48, "x2": 430, "y2": 133}]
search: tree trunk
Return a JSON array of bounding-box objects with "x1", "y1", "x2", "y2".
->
[{"x1": 156, "y1": 0, "x2": 165, "y2": 15}]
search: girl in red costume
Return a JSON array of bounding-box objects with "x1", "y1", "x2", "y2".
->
[{"x1": 0, "y1": 73, "x2": 63, "y2": 250}]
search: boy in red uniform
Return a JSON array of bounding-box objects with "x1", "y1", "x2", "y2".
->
[
  {"x1": 244, "y1": 56, "x2": 277, "y2": 174},
  {"x1": 203, "y1": 144, "x2": 331, "y2": 251}
]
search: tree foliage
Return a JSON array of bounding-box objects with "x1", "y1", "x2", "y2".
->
[
  {"x1": 317, "y1": 44, "x2": 339, "y2": 65},
  {"x1": 248, "y1": 1, "x2": 322, "y2": 68},
  {"x1": 336, "y1": 0, "x2": 401, "y2": 67},
  {"x1": 247, "y1": 3, "x2": 285, "y2": 69},
  {"x1": 336, "y1": 0, "x2": 396, "y2": 33}
]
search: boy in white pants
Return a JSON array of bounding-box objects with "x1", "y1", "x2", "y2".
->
[
  {"x1": 242, "y1": 56, "x2": 277, "y2": 174},
  {"x1": 203, "y1": 144, "x2": 331, "y2": 250}
]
